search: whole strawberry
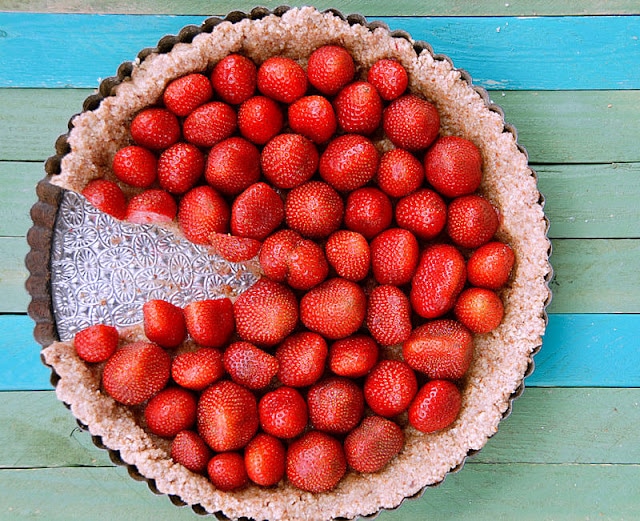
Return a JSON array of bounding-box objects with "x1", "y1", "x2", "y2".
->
[
  {"x1": 223, "y1": 341, "x2": 279, "y2": 390},
  {"x1": 163, "y1": 72, "x2": 213, "y2": 117},
  {"x1": 376, "y1": 148, "x2": 423, "y2": 198},
  {"x1": 285, "y1": 238, "x2": 329, "y2": 290},
  {"x1": 204, "y1": 136, "x2": 261, "y2": 196},
  {"x1": 395, "y1": 188, "x2": 447, "y2": 241},
  {"x1": 207, "y1": 452, "x2": 249, "y2": 491},
  {"x1": 334, "y1": 81, "x2": 383, "y2": 135},
  {"x1": 408, "y1": 379, "x2": 462, "y2": 433},
  {"x1": 367, "y1": 58, "x2": 409, "y2": 101},
  {"x1": 171, "y1": 347, "x2": 225, "y2": 391},
  {"x1": 237, "y1": 95, "x2": 284, "y2": 145},
  {"x1": 286, "y1": 431, "x2": 347, "y2": 493},
  {"x1": 300, "y1": 277, "x2": 366, "y2": 340},
  {"x1": 424, "y1": 135, "x2": 483, "y2": 198},
  {"x1": 233, "y1": 278, "x2": 298, "y2": 347},
  {"x1": 258, "y1": 229, "x2": 303, "y2": 282},
  {"x1": 324, "y1": 230, "x2": 371, "y2": 282},
  {"x1": 183, "y1": 298, "x2": 235, "y2": 349},
  {"x1": 447, "y1": 194, "x2": 500, "y2": 249},
  {"x1": 328, "y1": 335, "x2": 379, "y2": 378},
  {"x1": 285, "y1": 181, "x2": 344, "y2": 239},
  {"x1": 74, "y1": 323, "x2": 119, "y2": 363},
  {"x1": 157, "y1": 142, "x2": 205, "y2": 194},
  {"x1": 178, "y1": 186, "x2": 230, "y2": 244},
  {"x1": 370, "y1": 228, "x2": 420, "y2": 286},
  {"x1": 344, "y1": 415, "x2": 404, "y2": 473},
  {"x1": 144, "y1": 386, "x2": 197, "y2": 438},
  {"x1": 211, "y1": 53, "x2": 257, "y2": 105},
  {"x1": 257, "y1": 56, "x2": 307, "y2": 104},
  {"x1": 364, "y1": 360, "x2": 418, "y2": 418},
  {"x1": 130, "y1": 107, "x2": 181, "y2": 151},
  {"x1": 171, "y1": 430, "x2": 212, "y2": 474},
  {"x1": 182, "y1": 101, "x2": 237, "y2": 148},
  {"x1": 343, "y1": 187, "x2": 393, "y2": 240},
  {"x1": 410, "y1": 243, "x2": 466, "y2": 319},
  {"x1": 244, "y1": 433, "x2": 286, "y2": 486},
  {"x1": 260, "y1": 133, "x2": 319, "y2": 189},
  {"x1": 466, "y1": 240, "x2": 515, "y2": 290},
  {"x1": 366, "y1": 284, "x2": 413, "y2": 347},
  {"x1": 230, "y1": 182, "x2": 284, "y2": 240},
  {"x1": 197, "y1": 380, "x2": 259, "y2": 452},
  {"x1": 307, "y1": 376, "x2": 365, "y2": 434},
  {"x1": 258, "y1": 386, "x2": 309, "y2": 439},
  {"x1": 306, "y1": 44, "x2": 355, "y2": 96},
  {"x1": 112, "y1": 145, "x2": 157, "y2": 188},
  {"x1": 454, "y1": 287, "x2": 505, "y2": 334},
  {"x1": 288, "y1": 95, "x2": 337, "y2": 144},
  {"x1": 125, "y1": 189, "x2": 177, "y2": 224},
  {"x1": 319, "y1": 134, "x2": 379, "y2": 192},
  {"x1": 102, "y1": 341, "x2": 171, "y2": 405},
  {"x1": 143, "y1": 299, "x2": 187, "y2": 349},
  {"x1": 81, "y1": 179, "x2": 127, "y2": 220},
  {"x1": 383, "y1": 94, "x2": 440, "y2": 151},
  {"x1": 275, "y1": 331, "x2": 328, "y2": 388}
]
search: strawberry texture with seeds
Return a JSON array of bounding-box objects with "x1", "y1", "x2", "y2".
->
[
  {"x1": 285, "y1": 238, "x2": 329, "y2": 290},
  {"x1": 183, "y1": 298, "x2": 235, "y2": 349},
  {"x1": 370, "y1": 227, "x2": 420, "y2": 286},
  {"x1": 230, "y1": 182, "x2": 284, "y2": 240},
  {"x1": 177, "y1": 185, "x2": 230, "y2": 245},
  {"x1": 319, "y1": 134, "x2": 379, "y2": 192},
  {"x1": 408, "y1": 379, "x2": 462, "y2": 433},
  {"x1": 275, "y1": 331, "x2": 328, "y2": 388},
  {"x1": 182, "y1": 101, "x2": 237, "y2": 148},
  {"x1": 144, "y1": 386, "x2": 197, "y2": 438},
  {"x1": 454, "y1": 287, "x2": 505, "y2": 334},
  {"x1": 142, "y1": 299, "x2": 187, "y2": 349},
  {"x1": 324, "y1": 229, "x2": 370, "y2": 282},
  {"x1": 204, "y1": 136, "x2": 261, "y2": 196},
  {"x1": 467, "y1": 241, "x2": 515, "y2": 289},
  {"x1": 300, "y1": 277, "x2": 367, "y2": 340},
  {"x1": 211, "y1": 53, "x2": 257, "y2": 105},
  {"x1": 257, "y1": 56, "x2": 307, "y2": 104},
  {"x1": 343, "y1": 187, "x2": 393, "y2": 240},
  {"x1": 207, "y1": 452, "x2": 249, "y2": 492},
  {"x1": 162, "y1": 72, "x2": 213, "y2": 117},
  {"x1": 367, "y1": 58, "x2": 409, "y2": 101},
  {"x1": 198, "y1": 380, "x2": 259, "y2": 452},
  {"x1": 157, "y1": 142, "x2": 205, "y2": 194},
  {"x1": 112, "y1": 145, "x2": 157, "y2": 188},
  {"x1": 285, "y1": 181, "x2": 344, "y2": 239},
  {"x1": 447, "y1": 194, "x2": 500, "y2": 249},
  {"x1": 306, "y1": 44, "x2": 355, "y2": 96},
  {"x1": 366, "y1": 284, "x2": 413, "y2": 347},
  {"x1": 288, "y1": 95, "x2": 338, "y2": 144},
  {"x1": 424, "y1": 135, "x2": 483, "y2": 198},
  {"x1": 307, "y1": 376, "x2": 365, "y2": 434},
  {"x1": 125, "y1": 189, "x2": 177, "y2": 224},
  {"x1": 171, "y1": 347, "x2": 225, "y2": 392},
  {"x1": 258, "y1": 229, "x2": 303, "y2": 282},
  {"x1": 328, "y1": 334, "x2": 379, "y2": 378},
  {"x1": 364, "y1": 359, "x2": 418, "y2": 418},
  {"x1": 233, "y1": 278, "x2": 298, "y2": 347},
  {"x1": 395, "y1": 188, "x2": 447, "y2": 241},
  {"x1": 286, "y1": 431, "x2": 347, "y2": 493},
  {"x1": 237, "y1": 95, "x2": 284, "y2": 145},
  {"x1": 258, "y1": 386, "x2": 309, "y2": 439},
  {"x1": 344, "y1": 415, "x2": 405, "y2": 473},
  {"x1": 260, "y1": 133, "x2": 319, "y2": 189},
  {"x1": 171, "y1": 430, "x2": 212, "y2": 474},
  {"x1": 130, "y1": 107, "x2": 181, "y2": 151},
  {"x1": 333, "y1": 81, "x2": 383, "y2": 135},
  {"x1": 74, "y1": 324, "x2": 119, "y2": 363},
  {"x1": 223, "y1": 341, "x2": 279, "y2": 390},
  {"x1": 244, "y1": 433, "x2": 286, "y2": 487},
  {"x1": 81, "y1": 179, "x2": 127, "y2": 220},
  {"x1": 382, "y1": 94, "x2": 440, "y2": 152},
  {"x1": 102, "y1": 341, "x2": 171, "y2": 406},
  {"x1": 376, "y1": 148, "x2": 424, "y2": 198}
]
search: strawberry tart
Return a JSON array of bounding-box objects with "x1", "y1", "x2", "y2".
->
[{"x1": 26, "y1": 6, "x2": 552, "y2": 520}]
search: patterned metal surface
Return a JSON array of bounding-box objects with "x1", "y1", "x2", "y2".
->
[{"x1": 50, "y1": 191, "x2": 261, "y2": 341}]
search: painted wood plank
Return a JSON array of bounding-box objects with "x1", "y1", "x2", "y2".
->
[
  {"x1": 0, "y1": 463, "x2": 637, "y2": 520},
  {"x1": 1, "y1": 13, "x2": 639, "y2": 90},
  {"x1": 2, "y1": 388, "x2": 637, "y2": 468},
  {"x1": 2, "y1": 0, "x2": 640, "y2": 17},
  {"x1": 4, "y1": 313, "x2": 640, "y2": 391},
  {"x1": 0, "y1": 238, "x2": 30, "y2": 314},
  {"x1": 3, "y1": 89, "x2": 640, "y2": 164},
  {"x1": 0, "y1": 162, "x2": 43, "y2": 238}
]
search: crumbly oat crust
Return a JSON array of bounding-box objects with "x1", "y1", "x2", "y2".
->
[{"x1": 42, "y1": 6, "x2": 551, "y2": 520}]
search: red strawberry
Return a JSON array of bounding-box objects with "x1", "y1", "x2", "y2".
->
[
  {"x1": 364, "y1": 360, "x2": 418, "y2": 418},
  {"x1": 366, "y1": 284, "x2": 412, "y2": 346},
  {"x1": 454, "y1": 287, "x2": 505, "y2": 334},
  {"x1": 102, "y1": 341, "x2": 171, "y2": 405},
  {"x1": 275, "y1": 331, "x2": 328, "y2": 388},
  {"x1": 231, "y1": 182, "x2": 284, "y2": 240},
  {"x1": 328, "y1": 335, "x2": 379, "y2": 378},
  {"x1": 163, "y1": 72, "x2": 213, "y2": 117},
  {"x1": 257, "y1": 56, "x2": 307, "y2": 104},
  {"x1": 204, "y1": 136, "x2": 261, "y2": 196},
  {"x1": 223, "y1": 341, "x2": 279, "y2": 390},
  {"x1": 300, "y1": 278, "x2": 366, "y2": 340},
  {"x1": 333, "y1": 81, "x2": 383, "y2": 135},
  {"x1": 142, "y1": 299, "x2": 187, "y2": 349},
  {"x1": 125, "y1": 189, "x2": 177, "y2": 224},
  {"x1": 343, "y1": 187, "x2": 393, "y2": 240},
  {"x1": 395, "y1": 188, "x2": 447, "y2": 240},
  {"x1": 370, "y1": 228, "x2": 420, "y2": 286},
  {"x1": 211, "y1": 53, "x2": 257, "y2": 105},
  {"x1": 157, "y1": 142, "x2": 205, "y2": 194},
  {"x1": 258, "y1": 229, "x2": 303, "y2": 282},
  {"x1": 182, "y1": 101, "x2": 237, "y2": 148},
  {"x1": 286, "y1": 431, "x2": 346, "y2": 493},
  {"x1": 402, "y1": 319, "x2": 474, "y2": 380},
  {"x1": 383, "y1": 94, "x2": 440, "y2": 152},
  {"x1": 307, "y1": 377, "x2": 365, "y2": 434},
  {"x1": 244, "y1": 433, "x2": 286, "y2": 486},
  {"x1": 144, "y1": 386, "x2": 197, "y2": 438},
  {"x1": 306, "y1": 44, "x2": 355, "y2": 96},
  {"x1": 81, "y1": 179, "x2": 127, "y2": 220},
  {"x1": 376, "y1": 148, "x2": 423, "y2": 198},
  {"x1": 288, "y1": 95, "x2": 337, "y2": 144},
  {"x1": 367, "y1": 58, "x2": 408, "y2": 101},
  {"x1": 324, "y1": 230, "x2": 370, "y2": 282},
  {"x1": 112, "y1": 145, "x2": 157, "y2": 188},
  {"x1": 209, "y1": 232, "x2": 261, "y2": 263},
  {"x1": 171, "y1": 347, "x2": 225, "y2": 391},
  {"x1": 177, "y1": 186, "x2": 230, "y2": 244},
  {"x1": 130, "y1": 107, "x2": 181, "y2": 151},
  {"x1": 197, "y1": 380, "x2": 259, "y2": 452},
  {"x1": 258, "y1": 386, "x2": 309, "y2": 439},
  {"x1": 183, "y1": 298, "x2": 235, "y2": 348},
  {"x1": 447, "y1": 194, "x2": 500, "y2": 249},
  {"x1": 237, "y1": 95, "x2": 284, "y2": 145},
  {"x1": 207, "y1": 451, "x2": 249, "y2": 491},
  {"x1": 171, "y1": 430, "x2": 212, "y2": 474},
  {"x1": 285, "y1": 238, "x2": 329, "y2": 290},
  {"x1": 467, "y1": 241, "x2": 515, "y2": 289},
  {"x1": 74, "y1": 324, "x2": 119, "y2": 363},
  {"x1": 233, "y1": 278, "x2": 298, "y2": 347},
  {"x1": 260, "y1": 133, "x2": 319, "y2": 189},
  {"x1": 410, "y1": 243, "x2": 466, "y2": 319},
  {"x1": 424, "y1": 135, "x2": 483, "y2": 198},
  {"x1": 319, "y1": 134, "x2": 379, "y2": 192},
  {"x1": 408, "y1": 379, "x2": 462, "y2": 433},
  {"x1": 344, "y1": 415, "x2": 404, "y2": 473},
  {"x1": 285, "y1": 181, "x2": 344, "y2": 239}
]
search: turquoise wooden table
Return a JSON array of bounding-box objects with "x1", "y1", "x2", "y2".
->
[{"x1": 1, "y1": 1, "x2": 639, "y2": 519}]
